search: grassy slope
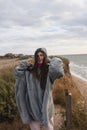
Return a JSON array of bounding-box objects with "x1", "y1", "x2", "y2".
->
[{"x1": 0, "y1": 57, "x2": 87, "y2": 130}]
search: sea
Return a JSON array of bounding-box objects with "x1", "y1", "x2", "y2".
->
[{"x1": 61, "y1": 54, "x2": 87, "y2": 82}]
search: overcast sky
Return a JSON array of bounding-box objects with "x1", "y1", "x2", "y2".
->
[{"x1": 0, "y1": 0, "x2": 87, "y2": 55}]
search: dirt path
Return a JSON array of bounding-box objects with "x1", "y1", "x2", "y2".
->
[
  {"x1": 0, "y1": 105, "x2": 64, "y2": 130},
  {"x1": 54, "y1": 105, "x2": 64, "y2": 130}
]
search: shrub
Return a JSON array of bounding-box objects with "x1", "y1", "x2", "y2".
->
[
  {"x1": 71, "y1": 103, "x2": 87, "y2": 130},
  {"x1": 0, "y1": 67, "x2": 18, "y2": 122}
]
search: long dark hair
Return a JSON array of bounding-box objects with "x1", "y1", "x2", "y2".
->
[{"x1": 33, "y1": 51, "x2": 48, "y2": 90}]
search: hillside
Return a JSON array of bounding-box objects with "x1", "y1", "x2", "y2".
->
[{"x1": 0, "y1": 56, "x2": 87, "y2": 130}]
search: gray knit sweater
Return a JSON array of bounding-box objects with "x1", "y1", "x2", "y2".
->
[{"x1": 14, "y1": 57, "x2": 64, "y2": 127}]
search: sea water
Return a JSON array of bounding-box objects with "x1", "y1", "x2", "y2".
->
[{"x1": 61, "y1": 54, "x2": 87, "y2": 82}]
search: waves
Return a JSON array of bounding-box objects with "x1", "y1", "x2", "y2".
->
[
  {"x1": 69, "y1": 62, "x2": 87, "y2": 82},
  {"x1": 62, "y1": 54, "x2": 87, "y2": 82}
]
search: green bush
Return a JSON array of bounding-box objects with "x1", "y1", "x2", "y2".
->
[{"x1": 0, "y1": 67, "x2": 18, "y2": 122}]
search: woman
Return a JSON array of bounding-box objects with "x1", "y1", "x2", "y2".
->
[{"x1": 14, "y1": 48, "x2": 64, "y2": 130}]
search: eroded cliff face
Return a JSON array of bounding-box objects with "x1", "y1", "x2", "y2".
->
[{"x1": 52, "y1": 56, "x2": 84, "y2": 105}]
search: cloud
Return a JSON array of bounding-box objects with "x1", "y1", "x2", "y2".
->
[
  {"x1": 0, "y1": 0, "x2": 86, "y2": 28},
  {"x1": 0, "y1": 0, "x2": 87, "y2": 54}
]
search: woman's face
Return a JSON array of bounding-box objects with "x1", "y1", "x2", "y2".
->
[{"x1": 37, "y1": 51, "x2": 44, "y2": 64}]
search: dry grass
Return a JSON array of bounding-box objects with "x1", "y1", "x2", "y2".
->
[{"x1": 0, "y1": 57, "x2": 87, "y2": 130}]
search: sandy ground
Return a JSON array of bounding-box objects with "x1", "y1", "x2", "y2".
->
[{"x1": 72, "y1": 75, "x2": 87, "y2": 101}]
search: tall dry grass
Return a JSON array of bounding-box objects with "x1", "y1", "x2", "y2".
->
[{"x1": 0, "y1": 66, "x2": 17, "y2": 122}]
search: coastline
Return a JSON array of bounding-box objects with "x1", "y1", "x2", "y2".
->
[
  {"x1": 72, "y1": 74, "x2": 87, "y2": 100},
  {"x1": 71, "y1": 71, "x2": 87, "y2": 83}
]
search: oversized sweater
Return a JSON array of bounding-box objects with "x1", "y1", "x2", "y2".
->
[{"x1": 14, "y1": 57, "x2": 64, "y2": 127}]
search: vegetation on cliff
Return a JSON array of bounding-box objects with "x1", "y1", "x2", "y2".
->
[{"x1": 0, "y1": 56, "x2": 87, "y2": 130}]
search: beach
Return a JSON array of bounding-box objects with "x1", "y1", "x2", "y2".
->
[{"x1": 72, "y1": 75, "x2": 87, "y2": 101}]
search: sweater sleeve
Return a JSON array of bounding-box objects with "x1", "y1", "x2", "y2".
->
[
  {"x1": 14, "y1": 61, "x2": 29, "y2": 78},
  {"x1": 14, "y1": 61, "x2": 31, "y2": 123},
  {"x1": 49, "y1": 57, "x2": 64, "y2": 84}
]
